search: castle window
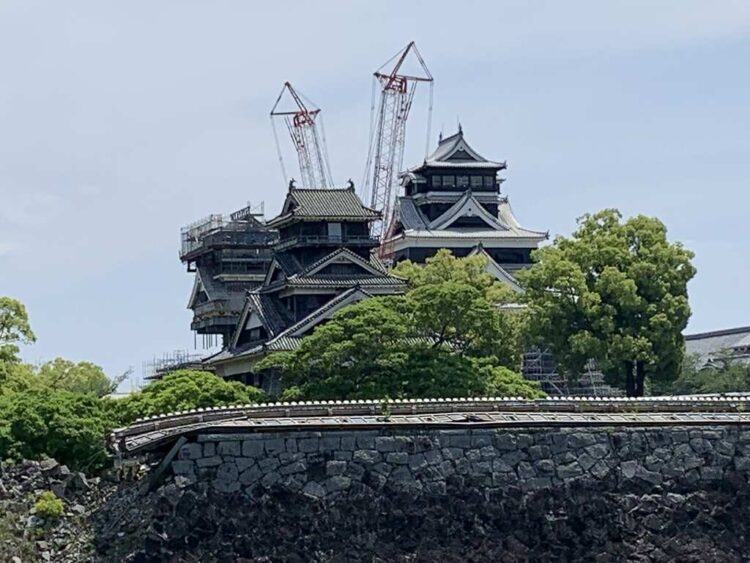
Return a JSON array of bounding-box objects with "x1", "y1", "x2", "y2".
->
[
  {"x1": 471, "y1": 176, "x2": 483, "y2": 187},
  {"x1": 484, "y1": 177, "x2": 495, "y2": 188},
  {"x1": 432, "y1": 176, "x2": 442, "y2": 188},
  {"x1": 327, "y1": 222, "x2": 342, "y2": 241},
  {"x1": 442, "y1": 175, "x2": 455, "y2": 187},
  {"x1": 457, "y1": 176, "x2": 469, "y2": 187}
]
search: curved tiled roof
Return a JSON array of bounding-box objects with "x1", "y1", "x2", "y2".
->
[
  {"x1": 284, "y1": 276, "x2": 406, "y2": 288},
  {"x1": 267, "y1": 188, "x2": 379, "y2": 227},
  {"x1": 397, "y1": 197, "x2": 428, "y2": 230},
  {"x1": 407, "y1": 128, "x2": 506, "y2": 173},
  {"x1": 112, "y1": 395, "x2": 750, "y2": 455}
]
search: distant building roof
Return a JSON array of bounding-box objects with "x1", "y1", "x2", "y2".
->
[{"x1": 685, "y1": 326, "x2": 750, "y2": 367}]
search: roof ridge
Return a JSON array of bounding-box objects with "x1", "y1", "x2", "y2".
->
[
  {"x1": 290, "y1": 187, "x2": 354, "y2": 193},
  {"x1": 685, "y1": 326, "x2": 750, "y2": 340}
]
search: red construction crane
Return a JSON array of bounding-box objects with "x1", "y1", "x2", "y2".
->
[
  {"x1": 362, "y1": 42, "x2": 434, "y2": 249},
  {"x1": 271, "y1": 82, "x2": 334, "y2": 189}
]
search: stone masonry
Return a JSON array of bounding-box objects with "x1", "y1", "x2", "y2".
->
[{"x1": 171, "y1": 425, "x2": 750, "y2": 498}]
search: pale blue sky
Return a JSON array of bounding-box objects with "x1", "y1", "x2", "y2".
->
[{"x1": 1, "y1": 1, "x2": 749, "y2": 386}]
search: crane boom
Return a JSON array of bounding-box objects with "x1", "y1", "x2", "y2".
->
[
  {"x1": 362, "y1": 42, "x2": 433, "y2": 249},
  {"x1": 271, "y1": 82, "x2": 334, "y2": 189}
]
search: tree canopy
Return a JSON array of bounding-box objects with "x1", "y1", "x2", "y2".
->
[
  {"x1": 259, "y1": 251, "x2": 541, "y2": 401},
  {"x1": 0, "y1": 297, "x2": 36, "y2": 382},
  {"x1": 393, "y1": 249, "x2": 524, "y2": 368},
  {"x1": 1, "y1": 358, "x2": 126, "y2": 398},
  {"x1": 0, "y1": 298, "x2": 268, "y2": 472},
  {"x1": 114, "y1": 369, "x2": 265, "y2": 422},
  {"x1": 0, "y1": 389, "x2": 112, "y2": 472},
  {"x1": 517, "y1": 209, "x2": 696, "y2": 396}
]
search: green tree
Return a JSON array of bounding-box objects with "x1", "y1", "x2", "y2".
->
[
  {"x1": 258, "y1": 296, "x2": 542, "y2": 401},
  {"x1": 393, "y1": 249, "x2": 524, "y2": 369},
  {"x1": 1, "y1": 358, "x2": 125, "y2": 398},
  {"x1": 665, "y1": 353, "x2": 750, "y2": 395},
  {"x1": 114, "y1": 370, "x2": 265, "y2": 424},
  {"x1": 518, "y1": 209, "x2": 696, "y2": 396},
  {"x1": 0, "y1": 389, "x2": 111, "y2": 472},
  {"x1": 0, "y1": 297, "x2": 36, "y2": 383},
  {"x1": 36, "y1": 358, "x2": 125, "y2": 397}
]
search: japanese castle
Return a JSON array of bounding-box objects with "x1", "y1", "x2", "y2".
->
[
  {"x1": 206, "y1": 185, "x2": 405, "y2": 391},
  {"x1": 386, "y1": 127, "x2": 548, "y2": 288},
  {"x1": 175, "y1": 128, "x2": 622, "y2": 396}
]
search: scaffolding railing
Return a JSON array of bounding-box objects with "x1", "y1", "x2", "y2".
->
[
  {"x1": 142, "y1": 350, "x2": 207, "y2": 381},
  {"x1": 180, "y1": 203, "x2": 271, "y2": 259}
]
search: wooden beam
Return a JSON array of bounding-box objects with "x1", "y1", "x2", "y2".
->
[{"x1": 140, "y1": 436, "x2": 188, "y2": 496}]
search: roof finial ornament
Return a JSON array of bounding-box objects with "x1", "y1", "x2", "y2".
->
[
  {"x1": 458, "y1": 118, "x2": 463, "y2": 135},
  {"x1": 346, "y1": 178, "x2": 354, "y2": 191},
  {"x1": 288, "y1": 178, "x2": 296, "y2": 192}
]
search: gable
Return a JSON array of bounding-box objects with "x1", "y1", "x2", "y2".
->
[
  {"x1": 317, "y1": 262, "x2": 373, "y2": 276},
  {"x1": 303, "y1": 248, "x2": 385, "y2": 277},
  {"x1": 235, "y1": 311, "x2": 267, "y2": 348},
  {"x1": 230, "y1": 294, "x2": 281, "y2": 350},
  {"x1": 286, "y1": 288, "x2": 371, "y2": 338},
  {"x1": 429, "y1": 192, "x2": 507, "y2": 231},
  {"x1": 447, "y1": 149, "x2": 476, "y2": 162},
  {"x1": 244, "y1": 312, "x2": 264, "y2": 331},
  {"x1": 270, "y1": 267, "x2": 286, "y2": 283},
  {"x1": 230, "y1": 302, "x2": 255, "y2": 349},
  {"x1": 437, "y1": 137, "x2": 487, "y2": 163},
  {"x1": 263, "y1": 259, "x2": 288, "y2": 286},
  {"x1": 280, "y1": 195, "x2": 299, "y2": 216},
  {"x1": 187, "y1": 272, "x2": 209, "y2": 308}
]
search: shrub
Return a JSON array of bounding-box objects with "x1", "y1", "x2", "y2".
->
[
  {"x1": 113, "y1": 370, "x2": 266, "y2": 425},
  {"x1": 34, "y1": 491, "x2": 64, "y2": 520},
  {"x1": 0, "y1": 389, "x2": 111, "y2": 472}
]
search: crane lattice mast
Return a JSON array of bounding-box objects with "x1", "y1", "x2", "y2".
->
[
  {"x1": 271, "y1": 82, "x2": 334, "y2": 189},
  {"x1": 362, "y1": 42, "x2": 433, "y2": 245}
]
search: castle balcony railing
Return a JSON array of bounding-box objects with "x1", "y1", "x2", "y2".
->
[
  {"x1": 274, "y1": 234, "x2": 377, "y2": 251},
  {"x1": 191, "y1": 300, "x2": 240, "y2": 332},
  {"x1": 180, "y1": 231, "x2": 277, "y2": 261},
  {"x1": 192, "y1": 299, "x2": 235, "y2": 318}
]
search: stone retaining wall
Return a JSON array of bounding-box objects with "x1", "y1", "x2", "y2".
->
[{"x1": 170, "y1": 425, "x2": 750, "y2": 497}]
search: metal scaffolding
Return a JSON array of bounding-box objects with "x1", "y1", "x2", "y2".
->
[
  {"x1": 522, "y1": 347, "x2": 625, "y2": 397},
  {"x1": 142, "y1": 350, "x2": 207, "y2": 381}
]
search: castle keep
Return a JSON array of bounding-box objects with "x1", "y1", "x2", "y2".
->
[
  {"x1": 386, "y1": 127, "x2": 547, "y2": 290},
  {"x1": 205, "y1": 186, "x2": 406, "y2": 390}
]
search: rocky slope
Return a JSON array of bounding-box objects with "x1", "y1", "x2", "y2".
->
[
  {"x1": 107, "y1": 475, "x2": 748, "y2": 563},
  {"x1": 0, "y1": 459, "x2": 115, "y2": 562},
  {"x1": 2, "y1": 460, "x2": 750, "y2": 562}
]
